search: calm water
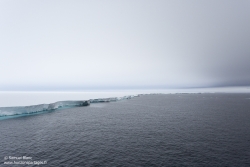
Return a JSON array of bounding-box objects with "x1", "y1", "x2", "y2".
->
[{"x1": 1, "y1": 94, "x2": 250, "y2": 166}]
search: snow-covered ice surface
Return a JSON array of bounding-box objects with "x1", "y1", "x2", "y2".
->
[
  {"x1": 0, "y1": 91, "x2": 145, "y2": 107},
  {"x1": 1, "y1": 87, "x2": 250, "y2": 107},
  {"x1": 1, "y1": 86, "x2": 250, "y2": 119},
  {"x1": 0, "y1": 95, "x2": 140, "y2": 118}
]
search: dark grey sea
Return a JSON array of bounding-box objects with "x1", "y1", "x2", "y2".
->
[{"x1": 1, "y1": 94, "x2": 250, "y2": 166}]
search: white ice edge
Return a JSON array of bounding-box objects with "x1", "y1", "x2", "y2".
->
[{"x1": 0, "y1": 94, "x2": 149, "y2": 117}]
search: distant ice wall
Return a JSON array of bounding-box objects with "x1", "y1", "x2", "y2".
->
[{"x1": 0, "y1": 95, "x2": 140, "y2": 117}]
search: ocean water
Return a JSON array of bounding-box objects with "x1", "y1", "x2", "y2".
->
[{"x1": 0, "y1": 93, "x2": 250, "y2": 166}]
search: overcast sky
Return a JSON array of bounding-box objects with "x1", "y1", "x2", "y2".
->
[{"x1": 0, "y1": 0, "x2": 250, "y2": 91}]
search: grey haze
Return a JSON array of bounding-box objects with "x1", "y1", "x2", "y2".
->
[{"x1": 0, "y1": 0, "x2": 250, "y2": 91}]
